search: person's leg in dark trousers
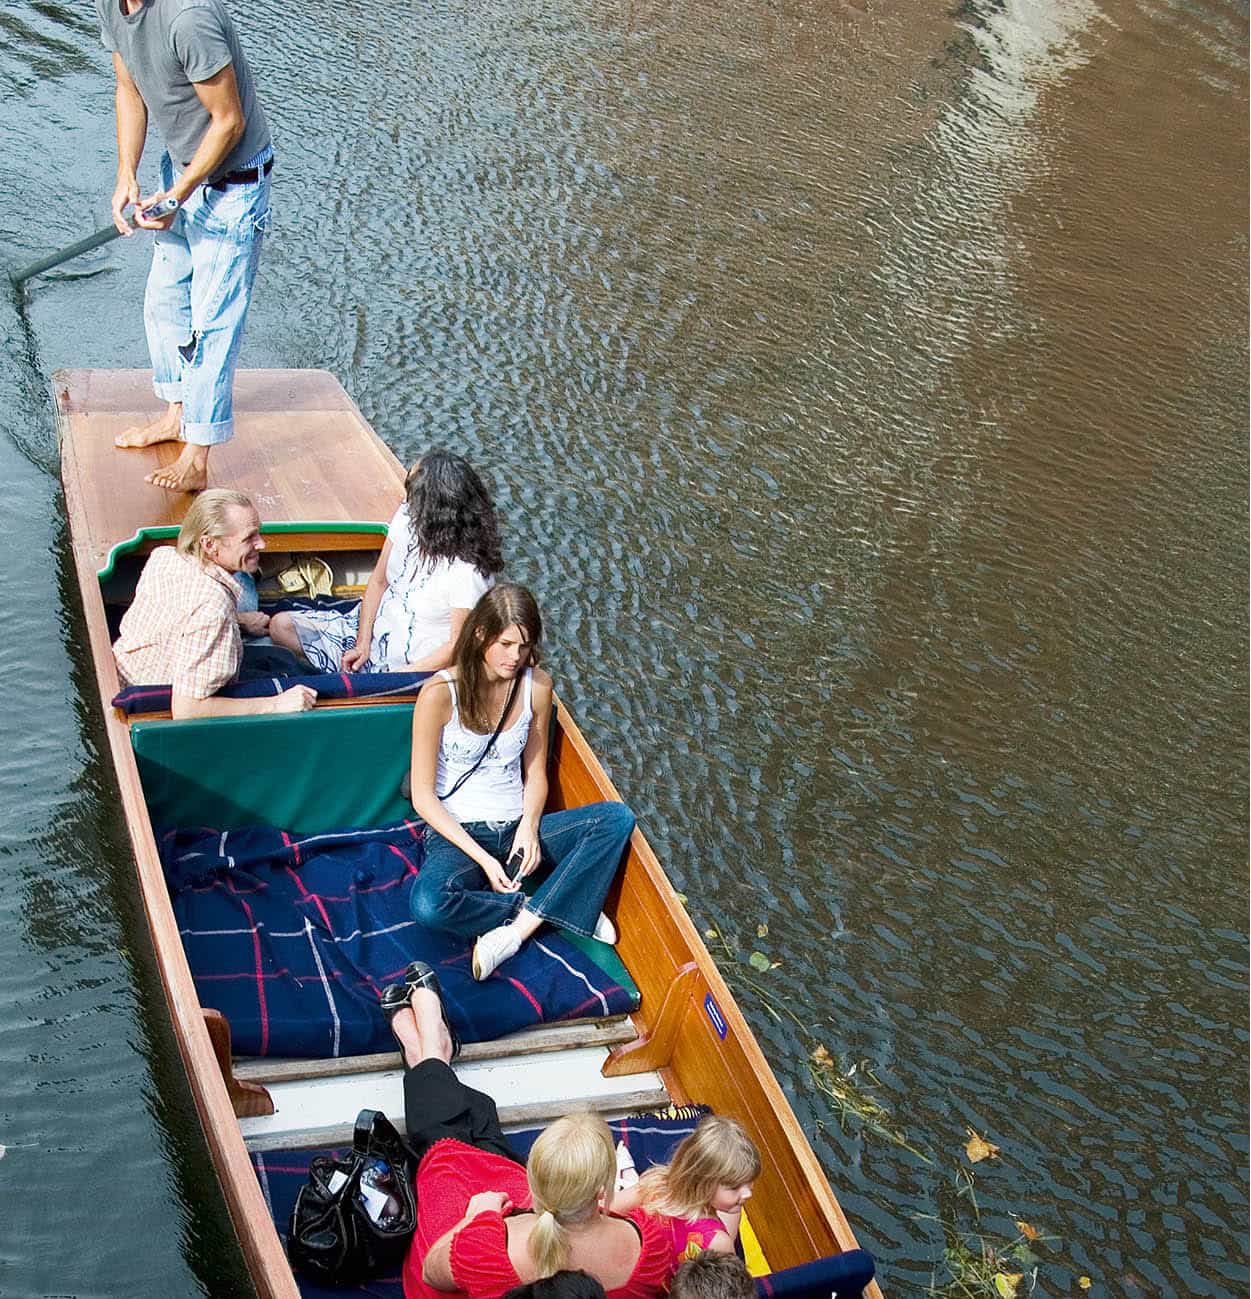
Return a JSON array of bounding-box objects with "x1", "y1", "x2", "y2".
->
[
  {"x1": 401, "y1": 1059, "x2": 520, "y2": 1164},
  {"x1": 389, "y1": 982, "x2": 522, "y2": 1165}
]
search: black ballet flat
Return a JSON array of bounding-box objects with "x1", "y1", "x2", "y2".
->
[
  {"x1": 379, "y1": 983, "x2": 413, "y2": 1052},
  {"x1": 401, "y1": 961, "x2": 461, "y2": 1060}
]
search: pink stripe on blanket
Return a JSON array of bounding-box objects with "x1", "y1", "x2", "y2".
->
[
  {"x1": 504, "y1": 976, "x2": 543, "y2": 1016},
  {"x1": 281, "y1": 830, "x2": 303, "y2": 867},
  {"x1": 225, "y1": 877, "x2": 269, "y2": 1054},
  {"x1": 562, "y1": 989, "x2": 625, "y2": 1018},
  {"x1": 386, "y1": 843, "x2": 420, "y2": 876},
  {"x1": 283, "y1": 865, "x2": 335, "y2": 933}
]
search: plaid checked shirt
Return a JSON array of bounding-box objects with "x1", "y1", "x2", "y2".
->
[{"x1": 113, "y1": 546, "x2": 243, "y2": 698}]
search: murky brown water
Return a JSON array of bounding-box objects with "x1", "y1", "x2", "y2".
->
[{"x1": 0, "y1": 0, "x2": 1246, "y2": 1295}]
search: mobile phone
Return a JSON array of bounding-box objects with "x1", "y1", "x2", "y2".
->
[
  {"x1": 505, "y1": 845, "x2": 524, "y2": 879},
  {"x1": 139, "y1": 196, "x2": 180, "y2": 221}
]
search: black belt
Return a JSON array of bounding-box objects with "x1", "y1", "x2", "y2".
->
[{"x1": 206, "y1": 156, "x2": 274, "y2": 190}]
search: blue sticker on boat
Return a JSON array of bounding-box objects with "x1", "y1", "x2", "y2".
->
[{"x1": 704, "y1": 992, "x2": 728, "y2": 1040}]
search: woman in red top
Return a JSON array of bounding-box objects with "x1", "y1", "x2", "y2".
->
[{"x1": 384, "y1": 966, "x2": 674, "y2": 1299}]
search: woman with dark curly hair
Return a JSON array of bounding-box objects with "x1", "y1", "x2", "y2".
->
[{"x1": 270, "y1": 450, "x2": 504, "y2": 673}]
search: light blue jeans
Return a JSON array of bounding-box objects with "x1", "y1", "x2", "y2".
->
[{"x1": 144, "y1": 146, "x2": 273, "y2": 446}]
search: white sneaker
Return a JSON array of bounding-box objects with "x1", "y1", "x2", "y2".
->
[
  {"x1": 614, "y1": 1140, "x2": 639, "y2": 1191},
  {"x1": 593, "y1": 912, "x2": 618, "y2": 945},
  {"x1": 472, "y1": 924, "x2": 523, "y2": 981}
]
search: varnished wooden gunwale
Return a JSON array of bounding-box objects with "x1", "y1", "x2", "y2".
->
[
  {"x1": 549, "y1": 714, "x2": 877, "y2": 1280},
  {"x1": 57, "y1": 369, "x2": 880, "y2": 1299}
]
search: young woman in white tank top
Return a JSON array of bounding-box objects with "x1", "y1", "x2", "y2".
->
[{"x1": 407, "y1": 584, "x2": 635, "y2": 981}]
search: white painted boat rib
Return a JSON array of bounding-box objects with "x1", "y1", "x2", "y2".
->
[
  {"x1": 239, "y1": 1044, "x2": 667, "y2": 1153},
  {"x1": 233, "y1": 1015, "x2": 638, "y2": 1085}
]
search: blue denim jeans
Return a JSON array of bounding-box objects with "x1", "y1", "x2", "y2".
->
[
  {"x1": 411, "y1": 801, "x2": 635, "y2": 940},
  {"x1": 144, "y1": 146, "x2": 273, "y2": 446}
]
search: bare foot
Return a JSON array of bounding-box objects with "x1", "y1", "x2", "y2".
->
[
  {"x1": 411, "y1": 987, "x2": 454, "y2": 1064},
  {"x1": 390, "y1": 1004, "x2": 425, "y2": 1069},
  {"x1": 115, "y1": 402, "x2": 183, "y2": 449},
  {"x1": 146, "y1": 443, "x2": 209, "y2": 493}
]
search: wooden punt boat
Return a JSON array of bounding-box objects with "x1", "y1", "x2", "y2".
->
[{"x1": 56, "y1": 368, "x2": 881, "y2": 1299}]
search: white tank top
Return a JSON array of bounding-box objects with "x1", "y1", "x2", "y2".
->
[{"x1": 434, "y1": 668, "x2": 533, "y2": 823}]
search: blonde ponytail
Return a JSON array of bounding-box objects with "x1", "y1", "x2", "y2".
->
[
  {"x1": 528, "y1": 1208, "x2": 569, "y2": 1277},
  {"x1": 526, "y1": 1113, "x2": 617, "y2": 1277}
]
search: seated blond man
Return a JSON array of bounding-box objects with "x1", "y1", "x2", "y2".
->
[{"x1": 112, "y1": 488, "x2": 316, "y2": 719}]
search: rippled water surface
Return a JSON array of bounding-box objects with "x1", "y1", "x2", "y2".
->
[{"x1": 0, "y1": 0, "x2": 1246, "y2": 1295}]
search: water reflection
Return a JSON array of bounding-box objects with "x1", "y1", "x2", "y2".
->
[{"x1": 0, "y1": 0, "x2": 1245, "y2": 1295}]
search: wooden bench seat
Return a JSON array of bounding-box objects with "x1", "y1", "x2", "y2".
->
[
  {"x1": 233, "y1": 1014, "x2": 638, "y2": 1086},
  {"x1": 239, "y1": 1027, "x2": 667, "y2": 1152}
]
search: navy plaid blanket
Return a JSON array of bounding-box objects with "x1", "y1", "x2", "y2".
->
[
  {"x1": 163, "y1": 821, "x2": 636, "y2": 1057},
  {"x1": 254, "y1": 1104, "x2": 875, "y2": 1299}
]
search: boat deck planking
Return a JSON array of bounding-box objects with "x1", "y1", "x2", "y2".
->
[
  {"x1": 57, "y1": 368, "x2": 400, "y2": 574},
  {"x1": 233, "y1": 1015, "x2": 640, "y2": 1085}
]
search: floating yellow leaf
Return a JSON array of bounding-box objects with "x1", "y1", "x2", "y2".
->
[
  {"x1": 1015, "y1": 1220, "x2": 1039, "y2": 1241},
  {"x1": 811, "y1": 1044, "x2": 833, "y2": 1067},
  {"x1": 964, "y1": 1127, "x2": 1000, "y2": 1163},
  {"x1": 993, "y1": 1273, "x2": 1022, "y2": 1299},
  {"x1": 676, "y1": 893, "x2": 688, "y2": 906},
  {"x1": 757, "y1": 923, "x2": 769, "y2": 937},
  {"x1": 704, "y1": 928, "x2": 717, "y2": 939},
  {"x1": 1077, "y1": 1279, "x2": 1091, "y2": 1292}
]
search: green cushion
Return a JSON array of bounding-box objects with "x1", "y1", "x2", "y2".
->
[{"x1": 132, "y1": 705, "x2": 415, "y2": 835}]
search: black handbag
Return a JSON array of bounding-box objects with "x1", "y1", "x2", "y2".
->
[{"x1": 287, "y1": 1109, "x2": 419, "y2": 1285}]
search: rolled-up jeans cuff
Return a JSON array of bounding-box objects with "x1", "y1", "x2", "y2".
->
[
  {"x1": 181, "y1": 416, "x2": 234, "y2": 446},
  {"x1": 153, "y1": 379, "x2": 183, "y2": 403}
]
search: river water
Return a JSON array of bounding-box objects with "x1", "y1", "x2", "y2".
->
[{"x1": 0, "y1": 0, "x2": 1245, "y2": 1295}]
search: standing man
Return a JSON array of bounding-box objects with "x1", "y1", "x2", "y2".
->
[{"x1": 98, "y1": 0, "x2": 273, "y2": 492}]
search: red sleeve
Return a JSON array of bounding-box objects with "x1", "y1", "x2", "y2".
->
[
  {"x1": 607, "y1": 1209, "x2": 679, "y2": 1299},
  {"x1": 449, "y1": 1212, "x2": 521, "y2": 1298}
]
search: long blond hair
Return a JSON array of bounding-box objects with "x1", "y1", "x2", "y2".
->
[
  {"x1": 176, "y1": 489, "x2": 255, "y2": 563},
  {"x1": 526, "y1": 1112, "x2": 616, "y2": 1276},
  {"x1": 636, "y1": 1115, "x2": 761, "y2": 1219}
]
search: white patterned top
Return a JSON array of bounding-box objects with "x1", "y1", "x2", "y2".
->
[
  {"x1": 370, "y1": 504, "x2": 494, "y2": 667},
  {"x1": 435, "y1": 669, "x2": 533, "y2": 823}
]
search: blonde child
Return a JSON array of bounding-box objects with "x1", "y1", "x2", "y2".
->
[{"x1": 613, "y1": 1115, "x2": 761, "y2": 1261}]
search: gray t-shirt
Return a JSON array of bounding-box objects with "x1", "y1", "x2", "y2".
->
[{"x1": 97, "y1": 0, "x2": 270, "y2": 176}]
